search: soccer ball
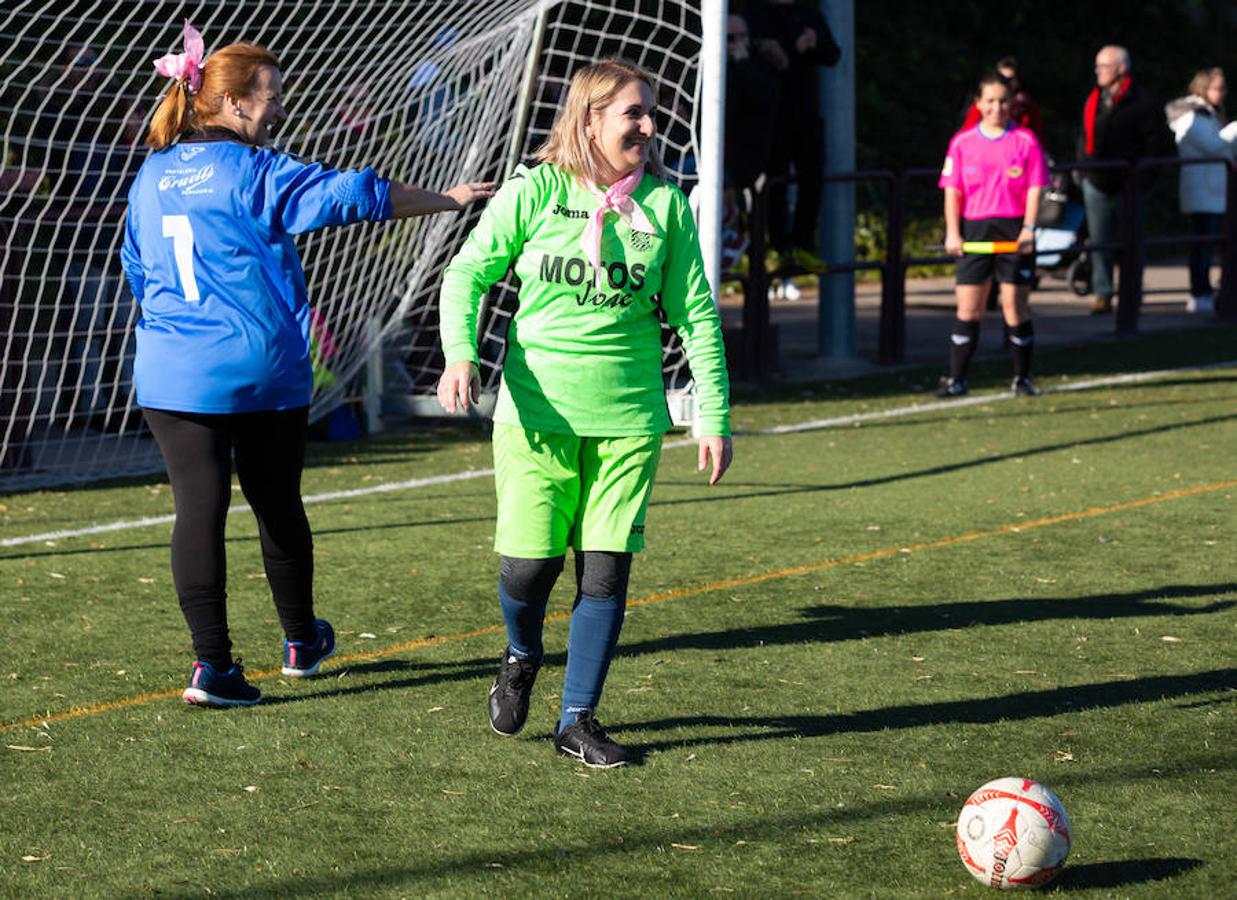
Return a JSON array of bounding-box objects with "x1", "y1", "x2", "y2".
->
[{"x1": 955, "y1": 777, "x2": 1071, "y2": 889}]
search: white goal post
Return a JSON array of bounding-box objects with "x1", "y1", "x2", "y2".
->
[{"x1": 0, "y1": 0, "x2": 725, "y2": 490}]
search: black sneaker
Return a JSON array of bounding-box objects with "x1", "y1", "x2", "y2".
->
[
  {"x1": 554, "y1": 710, "x2": 628, "y2": 768},
  {"x1": 1012, "y1": 376, "x2": 1039, "y2": 397},
  {"x1": 488, "y1": 647, "x2": 540, "y2": 736},
  {"x1": 935, "y1": 376, "x2": 968, "y2": 398},
  {"x1": 182, "y1": 659, "x2": 261, "y2": 707}
]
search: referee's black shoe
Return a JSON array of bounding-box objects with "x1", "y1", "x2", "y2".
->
[
  {"x1": 554, "y1": 710, "x2": 628, "y2": 768},
  {"x1": 935, "y1": 376, "x2": 968, "y2": 398},
  {"x1": 488, "y1": 647, "x2": 540, "y2": 736}
]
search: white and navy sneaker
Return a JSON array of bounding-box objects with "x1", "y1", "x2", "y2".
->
[
  {"x1": 182, "y1": 659, "x2": 261, "y2": 707},
  {"x1": 282, "y1": 619, "x2": 336, "y2": 677},
  {"x1": 554, "y1": 711, "x2": 628, "y2": 768},
  {"x1": 1012, "y1": 376, "x2": 1039, "y2": 397},
  {"x1": 935, "y1": 376, "x2": 968, "y2": 398},
  {"x1": 488, "y1": 647, "x2": 540, "y2": 736}
]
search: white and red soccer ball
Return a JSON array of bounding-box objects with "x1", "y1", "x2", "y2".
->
[{"x1": 956, "y1": 777, "x2": 1071, "y2": 889}]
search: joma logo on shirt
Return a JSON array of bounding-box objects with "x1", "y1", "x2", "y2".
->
[
  {"x1": 552, "y1": 203, "x2": 589, "y2": 219},
  {"x1": 540, "y1": 254, "x2": 647, "y2": 291}
]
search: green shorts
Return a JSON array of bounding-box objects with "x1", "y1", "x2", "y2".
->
[{"x1": 492, "y1": 423, "x2": 663, "y2": 557}]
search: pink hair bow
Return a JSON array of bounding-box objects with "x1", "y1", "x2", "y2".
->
[
  {"x1": 581, "y1": 166, "x2": 656, "y2": 288},
  {"x1": 153, "y1": 20, "x2": 205, "y2": 94}
]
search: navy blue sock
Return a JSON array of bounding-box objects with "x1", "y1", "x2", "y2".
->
[
  {"x1": 559, "y1": 591, "x2": 626, "y2": 732},
  {"x1": 497, "y1": 555, "x2": 563, "y2": 661},
  {"x1": 498, "y1": 580, "x2": 547, "y2": 661}
]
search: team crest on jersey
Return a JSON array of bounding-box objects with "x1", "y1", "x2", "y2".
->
[
  {"x1": 629, "y1": 231, "x2": 654, "y2": 251},
  {"x1": 178, "y1": 145, "x2": 206, "y2": 163},
  {"x1": 1007, "y1": 164, "x2": 1024, "y2": 178}
]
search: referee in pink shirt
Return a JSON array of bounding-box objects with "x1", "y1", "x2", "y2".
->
[{"x1": 937, "y1": 71, "x2": 1049, "y2": 397}]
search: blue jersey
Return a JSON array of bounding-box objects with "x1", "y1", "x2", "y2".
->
[{"x1": 120, "y1": 134, "x2": 392, "y2": 413}]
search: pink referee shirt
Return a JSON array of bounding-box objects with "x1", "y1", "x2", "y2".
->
[{"x1": 938, "y1": 125, "x2": 1049, "y2": 220}]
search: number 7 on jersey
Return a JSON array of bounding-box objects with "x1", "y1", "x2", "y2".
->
[{"x1": 161, "y1": 214, "x2": 201, "y2": 303}]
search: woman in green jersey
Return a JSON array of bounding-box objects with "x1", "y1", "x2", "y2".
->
[{"x1": 437, "y1": 59, "x2": 733, "y2": 768}]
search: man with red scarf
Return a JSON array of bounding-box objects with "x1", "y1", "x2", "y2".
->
[{"x1": 1077, "y1": 45, "x2": 1171, "y2": 314}]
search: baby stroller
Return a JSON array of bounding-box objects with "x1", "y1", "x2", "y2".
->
[{"x1": 1033, "y1": 169, "x2": 1092, "y2": 296}]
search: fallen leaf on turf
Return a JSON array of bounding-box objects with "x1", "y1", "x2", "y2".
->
[
  {"x1": 911, "y1": 656, "x2": 925, "y2": 662},
  {"x1": 441, "y1": 789, "x2": 464, "y2": 796},
  {"x1": 873, "y1": 784, "x2": 896, "y2": 790},
  {"x1": 1160, "y1": 636, "x2": 1182, "y2": 643},
  {"x1": 1054, "y1": 751, "x2": 1075, "y2": 762},
  {"x1": 21, "y1": 855, "x2": 50, "y2": 862},
  {"x1": 828, "y1": 837, "x2": 856, "y2": 845},
  {"x1": 671, "y1": 843, "x2": 700, "y2": 851},
  {"x1": 6, "y1": 745, "x2": 50, "y2": 752},
  {"x1": 244, "y1": 785, "x2": 259, "y2": 793},
  {"x1": 483, "y1": 862, "x2": 504, "y2": 868},
  {"x1": 211, "y1": 848, "x2": 242, "y2": 856},
  {"x1": 427, "y1": 706, "x2": 446, "y2": 713}
]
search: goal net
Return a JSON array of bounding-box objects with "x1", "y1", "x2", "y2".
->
[{"x1": 0, "y1": 0, "x2": 711, "y2": 491}]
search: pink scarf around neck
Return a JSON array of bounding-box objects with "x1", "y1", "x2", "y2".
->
[{"x1": 580, "y1": 166, "x2": 656, "y2": 287}]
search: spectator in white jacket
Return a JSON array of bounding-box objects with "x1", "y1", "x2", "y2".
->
[{"x1": 1166, "y1": 67, "x2": 1237, "y2": 314}]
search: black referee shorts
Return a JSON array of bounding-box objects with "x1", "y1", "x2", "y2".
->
[{"x1": 956, "y1": 216, "x2": 1035, "y2": 286}]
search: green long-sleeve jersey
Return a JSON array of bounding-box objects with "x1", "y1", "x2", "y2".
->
[{"x1": 439, "y1": 163, "x2": 731, "y2": 437}]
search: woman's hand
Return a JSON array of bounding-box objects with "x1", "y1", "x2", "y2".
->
[
  {"x1": 1017, "y1": 226, "x2": 1036, "y2": 255},
  {"x1": 436, "y1": 360, "x2": 481, "y2": 413},
  {"x1": 944, "y1": 231, "x2": 964, "y2": 257},
  {"x1": 443, "y1": 181, "x2": 497, "y2": 210},
  {"x1": 698, "y1": 435, "x2": 733, "y2": 485}
]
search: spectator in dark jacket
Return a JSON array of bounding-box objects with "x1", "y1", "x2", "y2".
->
[
  {"x1": 961, "y1": 57, "x2": 1043, "y2": 138},
  {"x1": 1077, "y1": 45, "x2": 1173, "y2": 314},
  {"x1": 747, "y1": 0, "x2": 840, "y2": 274}
]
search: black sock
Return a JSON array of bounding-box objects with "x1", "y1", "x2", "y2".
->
[
  {"x1": 1009, "y1": 321, "x2": 1034, "y2": 379},
  {"x1": 948, "y1": 320, "x2": 981, "y2": 382}
]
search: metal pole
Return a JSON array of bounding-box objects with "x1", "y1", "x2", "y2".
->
[
  {"x1": 1216, "y1": 160, "x2": 1237, "y2": 322},
  {"x1": 818, "y1": 0, "x2": 856, "y2": 360},
  {"x1": 698, "y1": 0, "x2": 728, "y2": 308},
  {"x1": 1115, "y1": 161, "x2": 1143, "y2": 334},
  {"x1": 504, "y1": 1, "x2": 551, "y2": 176},
  {"x1": 744, "y1": 177, "x2": 772, "y2": 378},
  {"x1": 878, "y1": 171, "x2": 905, "y2": 364}
]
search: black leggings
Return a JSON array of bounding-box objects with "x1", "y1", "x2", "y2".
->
[{"x1": 143, "y1": 406, "x2": 317, "y2": 668}]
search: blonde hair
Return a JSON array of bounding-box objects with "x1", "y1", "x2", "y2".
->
[
  {"x1": 146, "y1": 43, "x2": 281, "y2": 150},
  {"x1": 1188, "y1": 66, "x2": 1226, "y2": 117},
  {"x1": 534, "y1": 58, "x2": 665, "y2": 183}
]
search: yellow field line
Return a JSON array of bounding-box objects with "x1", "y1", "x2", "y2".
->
[{"x1": 4, "y1": 479, "x2": 1232, "y2": 733}]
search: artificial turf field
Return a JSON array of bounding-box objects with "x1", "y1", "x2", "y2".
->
[{"x1": 2, "y1": 328, "x2": 1234, "y2": 897}]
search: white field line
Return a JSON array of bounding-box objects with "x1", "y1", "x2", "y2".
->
[
  {"x1": 2, "y1": 362, "x2": 1232, "y2": 550},
  {"x1": 750, "y1": 362, "x2": 1237, "y2": 436}
]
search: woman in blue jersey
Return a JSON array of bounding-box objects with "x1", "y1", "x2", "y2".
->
[{"x1": 120, "y1": 24, "x2": 493, "y2": 707}]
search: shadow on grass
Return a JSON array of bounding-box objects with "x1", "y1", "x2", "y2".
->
[
  {"x1": 1048, "y1": 857, "x2": 1203, "y2": 892},
  {"x1": 655, "y1": 411, "x2": 1236, "y2": 508},
  {"x1": 730, "y1": 390, "x2": 1235, "y2": 436},
  {"x1": 616, "y1": 583, "x2": 1237, "y2": 658},
  {"x1": 256, "y1": 654, "x2": 497, "y2": 708},
  {"x1": 4, "y1": 406, "x2": 1230, "y2": 564},
  {"x1": 195, "y1": 756, "x2": 1219, "y2": 899},
  {"x1": 613, "y1": 668, "x2": 1237, "y2": 756}
]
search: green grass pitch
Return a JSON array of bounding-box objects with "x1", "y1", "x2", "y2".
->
[{"x1": 2, "y1": 327, "x2": 1234, "y2": 897}]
